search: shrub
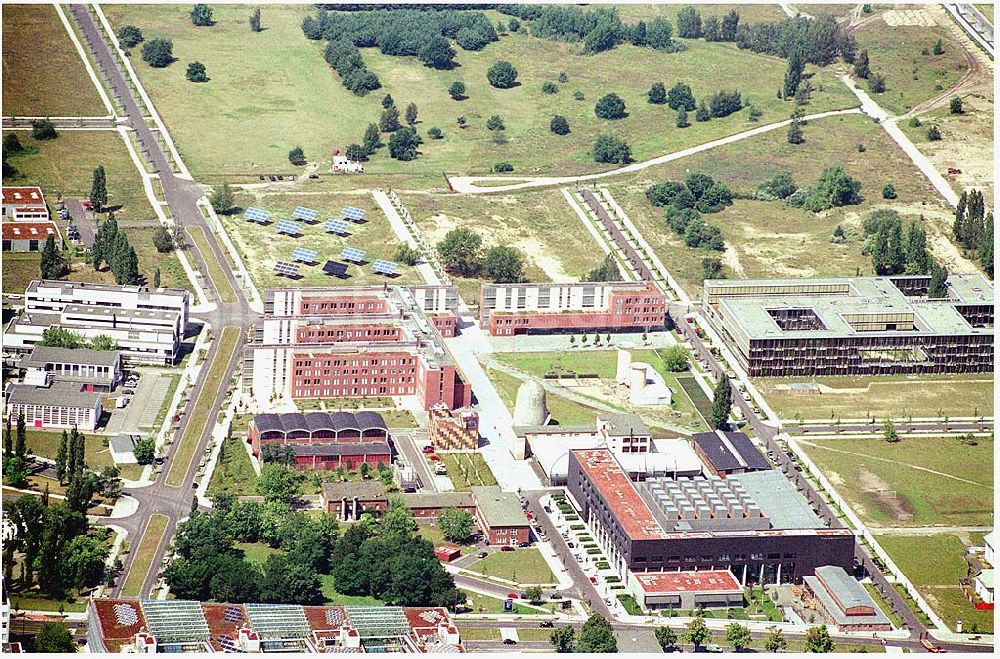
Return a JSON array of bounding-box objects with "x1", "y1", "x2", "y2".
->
[
  {"x1": 647, "y1": 81, "x2": 667, "y2": 105},
  {"x1": 141, "y1": 38, "x2": 173, "y2": 68},
  {"x1": 592, "y1": 135, "x2": 631, "y2": 164},
  {"x1": 949, "y1": 96, "x2": 963, "y2": 114},
  {"x1": 564, "y1": 514, "x2": 580, "y2": 521},
  {"x1": 926, "y1": 125, "x2": 941, "y2": 141},
  {"x1": 117, "y1": 25, "x2": 144, "y2": 48},
  {"x1": 190, "y1": 4, "x2": 214, "y2": 26},
  {"x1": 595, "y1": 93, "x2": 627, "y2": 119},
  {"x1": 573, "y1": 90, "x2": 585, "y2": 101},
  {"x1": 867, "y1": 72, "x2": 886, "y2": 93},
  {"x1": 486, "y1": 115, "x2": 505, "y2": 131},
  {"x1": 709, "y1": 89, "x2": 742, "y2": 117},
  {"x1": 486, "y1": 60, "x2": 518, "y2": 88},
  {"x1": 186, "y1": 61, "x2": 208, "y2": 83},
  {"x1": 492, "y1": 162, "x2": 513, "y2": 173},
  {"x1": 152, "y1": 226, "x2": 174, "y2": 253},
  {"x1": 31, "y1": 119, "x2": 58, "y2": 140},
  {"x1": 550, "y1": 115, "x2": 570, "y2": 135},
  {"x1": 757, "y1": 172, "x2": 797, "y2": 200},
  {"x1": 288, "y1": 146, "x2": 306, "y2": 166},
  {"x1": 881, "y1": 183, "x2": 897, "y2": 199},
  {"x1": 427, "y1": 127, "x2": 443, "y2": 139},
  {"x1": 448, "y1": 81, "x2": 466, "y2": 100},
  {"x1": 541, "y1": 81, "x2": 558, "y2": 94}
]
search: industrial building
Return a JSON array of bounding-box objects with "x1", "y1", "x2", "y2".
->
[
  {"x1": 2, "y1": 186, "x2": 49, "y2": 221},
  {"x1": 3, "y1": 280, "x2": 190, "y2": 365},
  {"x1": 2, "y1": 220, "x2": 61, "y2": 252},
  {"x1": 86, "y1": 599, "x2": 463, "y2": 653},
  {"x1": 627, "y1": 570, "x2": 744, "y2": 612},
  {"x1": 470, "y1": 486, "x2": 531, "y2": 546},
  {"x1": 18, "y1": 345, "x2": 123, "y2": 392},
  {"x1": 803, "y1": 566, "x2": 892, "y2": 632},
  {"x1": 4, "y1": 380, "x2": 104, "y2": 431},
  {"x1": 248, "y1": 411, "x2": 391, "y2": 471},
  {"x1": 243, "y1": 287, "x2": 471, "y2": 410},
  {"x1": 566, "y1": 449, "x2": 854, "y2": 586},
  {"x1": 691, "y1": 430, "x2": 771, "y2": 478},
  {"x1": 701, "y1": 275, "x2": 994, "y2": 376},
  {"x1": 480, "y1": 281, "x2": 666, "y2": 336}
]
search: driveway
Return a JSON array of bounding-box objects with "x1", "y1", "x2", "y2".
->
[{"x1": 62, "y1": 198, "x2": 96, "y2": 247}]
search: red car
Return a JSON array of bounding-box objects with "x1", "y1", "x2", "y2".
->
[
  {"x1": 501, "y1": 545, "x2": 515, "y2": 552},
  {"x1": 421, "y1": 445, "x2": 435, "y2": 454},
  {"x1": 507, "y1": 592, "x2": 518, "y2": 599},
  {"x1": 589, "y1": 576, "x2": 597, "y2": 584},
  {"x1": 82, "y1": 201, "x2": 93, "y2": 210},
  {"x1": 429, "y1": 454, "x2": 441, "y2": 462}
]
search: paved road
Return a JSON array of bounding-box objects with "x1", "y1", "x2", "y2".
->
[
  {"x1": 946, "y1": 3, "x2": 994, "y2": 56},
  {"x1": 393, "y1": 431, "x2": 436, "y2": 492}
]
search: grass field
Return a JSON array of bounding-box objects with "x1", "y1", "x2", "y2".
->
[
  {"x1": 235, "y1": 541, "x2": 281, "y2": 566},
  {"x1": 459, "y1": 589, "x2": 548, "y2": 615},
  {"x1": 320, "y1": 574, "x2": 384, "y2": 606},
  {"x1": 852, "y1": 10, "x2": 970, "y2": 116},
  {"x1": 103, "y1": 4, "x2": 856, "y2": 179},
  {"x1": 799, "y1": 435, "x2": 994, "y2": 527},
  {"x1": 416, "y1": 522, "x2": 478, "y2": 555},
  {"x1": 614, "y1": 4, "x2": 787, "y2": 25},
  {"x1": 469, "y1": 548, "x2": 556, "y2": 585},
  {"x1": 185, "y1": 226, "x2": 238, "y2": 303},
  {"x1": 121, "y1": 513, "x2": 169, "y2": 597},
  {"x1": 877, "y1": 534, "x2": 994, "y2": 632},
  {"x1": 608, "y1": 112, "x2": 962, "y2": 296},
  {"x1": 165, "y1": 326, "x2": 241, "y2": 487},
  {"x1": 24, "y1": 429, "x2": 116, "y2": 472},
  {"x1": 757, "y1": 373, "x2": 993, "y2": 420},
  {"x1": 206, "y1": 437, "x2": 257, "y2": 498},
  {"x1": 219, "y1": 191, "x2": 423, "y2": 291},
  {"x1": 458, "y1": 626, "x2": 554, "y2": 642},
  {"x1": 1, "y1": 5, "x2": 106, "y2": 116},
  {"x1": 438, "y1": 453, "x2": 497, "y2": 492},
  {"x1": 488, "y1": 367, "x2": 599, "y2": 427}
]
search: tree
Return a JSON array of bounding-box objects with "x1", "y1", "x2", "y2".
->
[
  {"x1": 249, "y1": 7, "x2": 261, "y2": 32},
  {"x1": 647, "y1": 82, "x2": 667, "y2": 105},
  {"x1": 592, "y1": 135, "x2": 631, "y2": 164},
  {"x1": 15, "y1": 412, "x2": 26, "y2": 459},
  {"x1": 288, "y1": 146, "x2": 306, "y2": 166},
  {"x1": 39, "y1": 234, "x2": 68, "y2": 279},
  {"x1": 703, "y1": 15, "x2": 721, "y2": 41},
  {"x1": 88, "y1": 335, "x2": 118, "y2": 351},
  {"x1": 805, "y1": 166, "x2": 862, "y2": 211},
  {"x1": 363, "y1": 123, "x2": 381, "y2": 154},
  {"x1": 438, "y1": 507, "x2": 474, "y2": 542},
  {"x1": 929, "y1": 262, "x2": 949, "y2": 298},
  {"x1": 595, "y1": 93, "x2": 626, "y2": 119},
  {"x1": 55, "y1": 429, "x2": 69, "y2": 482},
  {"x1": 3, "y1": 456, "x2": 29, "y2": 488},
  {"x1": 585, "y1": 254, "x2": 620, "y2": 282},
  {"x1": 764, "y1": 628, "x2": 788, "y2": 652},
  {"x1": 647, "y1": 17, "x2": 678, "y2": 50},
  {"x1": 186, "y1": 61, "x2": 209, "y2": 83},
  {"x1": 209, "y1": 182, "x2": 235, "y2": 214},
  {"x1": 881, "y1": 183, "x2": 897, "y2": 200},
  {"x1": 35, "y1": 621, "x2": 75, "y2": 653},
  {"x1": 3, "y1": 133, "x2": 23, "y2": 153},
  {"x1": 190, "y1": 4, "x2": 214, "y2": 26},
  {"x1": 882, "y1": 417, "x2": 899, "y2": 443},
  {"x1": 698, "y1": 182, "x2": 733, "y2": 213},
  {"x1": 117, "y1": 25, "x2": 144, "y2": 49},
  {"x1": 926, "y1": 125, "x2": 942, "y2": 141},
  {"x1": 695, "y1": 100, "x2": 711, "y2": 122},
  {"x1": 787, "y1": 117, "x2": 804, "y2": 144},
  {"x1": 482, "y1": 245, "x2": 524, "y2": 283},
  {"x1": 804, "y1": 624, "x2": 835, "y2": 653},
  {"x1": 666, "y1": 82, "x2": 696, "y2": 111},
  {"x1": 709, "y1": 89, "x2": 743, "y2": 117},
  {"x1": 660, "y1": 345, "x2": 691, "y2": 372},
  {"x1": 979, "y1": 212, "x2": 993, "y2": 278},
  {"x1": 725, "y1": 622, "x2": 752, "y2": 651},
  {"x1": 949, "y1": 95, "x2": 964, "y2": 114},
  {"x1": 867, "y1": 72, "x2": 886, "y2": 93},
  {"x1": 702, "y1": 256, "x2": 724, "y2": 280},
  {"x1": 344, "y1": 143, "x2": 367, "y2": 162},
  {"x1": 654, "y1": 626, "x2": 677, "y2": 650},
  {"x1": 721, "y1": 9, "x2": 740, "y2": 41},
  {"x1": 448, "y1": 81, "x2": 466, "y2": 100},
  {"x1": 486, "y1": 60, "x2": 518, "y2": 89},
  {"x1": 150, "y1": 226, "x2": 174, "y2": 253},
  {"x1": 419, "y1": 36, "x2": 456, "y2": 70},
  {"x1": 486, "y1": 114, "x2": 505, "y2": 131},
  {"x1": 676, "y1": 5, "x2": 703, "y2": 38},
  {"x1": 676, "y1": 107, "x2": 689, "y2": 128},
  {"x1": 685, "y1": 616, "x2": 711, "y2": 650},
  {"x1": 550, "y1": 115, "x2": 570, "y2": 135},
  {"x1": 65, "y1": 534, "x2": 110, "y2": 589},
  {"x1": 90, "y1": 165, "x2": 108, "y2": 213},
  {"x1": 256, "y1": 464, "x2": 300, "y2": 504},
  {"x1": 933, "y1": 38, "x2": 944, "y2": 55},
  {"x1": 575, "y1": 613, "x2": 617, "y2": 653},
  {"x1": 381, "y1": 94, "x2": 395, "y2": 109},
  {"x1": 260, "y1": 554, "x2": 323, "y2": 604},
  {"x1": 550, "y1": 626, "x2": 576, "y2": 653},
  {"x1": 854, "y1": 48, "x2": 870, "y2": 78},
  {"x1": 388, "y1": 126, "x2": 421, "y2": 161},
  {"x1": 437, "y1": 228, "x2": 482, "y2": 276},
  {"x1": 710, "y1": 374, "x2": 732, "y2": 428},
  {"x1": 133, "y1": 438, "x2": 156, "y2": 465},
  {"x1": 31, "y1": 118, "x2": 58, "y2": 140},
  {"x1": 141, "y1": 38, "x2": 174, "y2": 68},
  {"x1": 380, "y1": 106, "x2": 401, "y2": 133},
  {"x1": 541, "y1": 81, "x2": 558, "y2": 94},
  {"x1": 405, "y1": 103, "x2": 418, "y2": 126},
  {"x1": 784, "y1": 48, "x2": 805, "y2": 98}
]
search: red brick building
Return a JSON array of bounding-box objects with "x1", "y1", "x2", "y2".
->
[
  {"x1": 249, "y1": 411, "x2": 391, "y2": 471},
  {"x1": 470, "y1": 486, "x2": 530, "y2": 546},
  {"x1": 480, "y1": 281, "x2": 667, "y2": 336}
]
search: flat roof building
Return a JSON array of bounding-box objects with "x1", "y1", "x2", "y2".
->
[
  {"x1": 627, "y1": 570, "x2": 744, "y2": 612},
  {"x1": 2, "y1": 186, "x2": 48, "y2": 221},
  {"x1": 567, "y1": 448, "x2": 854, "y2": 586},
  {"x1": 691, "y1": 430, "x2": 770, "y2": 478},
  {"x1": 470, "y1": 485, "x2": 530, "y2": 546},
  {"x1": 480, "y1": 281, "x2": 666, "y2": 336},
  {"x1": 702, "y1": 275, "x2": 993, "y2": 376},
  {"x1": 803, "y1": 566, "x2": 892, "y2": 631},
  {"x1": 20, "y1": 345, "x2": 123, "y2": 392},
  {"x1": 5, "y1": 380, "x2": 104, "y2": 431}
]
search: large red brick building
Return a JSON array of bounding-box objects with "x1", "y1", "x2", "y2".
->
[
  {"x1": 248, "y1": 411, "x2": 391, "y2": 471},
  {"x1": 243, "y1": 287, "x2": 471, "y2": 410},
  {"x1": 480, "y1": 281, "x2": 667, "y2": 336}
]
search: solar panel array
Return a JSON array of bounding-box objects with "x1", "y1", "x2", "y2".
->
[
  {"x1": 244, "y1": 207, "x2": 270, "y2": 224},
  {"x1": 324, "y1": 219, "x2": 349, "y2": 235},
  {"x1": 216, "y1": 635, "x2": 241, "y2": 653},
  {"x1": 223, "y1": 606, "x2": 244, "y2": 624},
  {"x1": 325, "y1": 608, "x2": 346, "y2": 626},
  {"x1": 291, "y1": 247, "x2": 318, "y2": 263},
  {"x1": 291, "y1": 206, "x2": 318, "y2": 223},
  {"x1": 340, "y1": 247, "x2": 366, "y2": 263},
  {"x1": 114, "y1": 602, "x2": 140, "y2": 626},
  {"x1": 142, "y1": 600, "x2": 211, "y2": 643},
  {"x1": 276, "y1": 219, "x2": 302, "y2": 235},
  {"x1": 341, "y1": 206, "x2": 366, "y2": 222},
  {"x1": 372, "y1": 259, "x2": 398, "y2": 275},
  {"x1": 323, "y1": 260, "x2": 348, "y2": 277},
  {"x1": 274, "y1": 261, "x2": 300, "y2": 277}
]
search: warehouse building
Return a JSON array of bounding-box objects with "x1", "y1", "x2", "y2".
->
[
  {"x1": 244, "y1": 287, "x2": 471, "y2": 410},
  {"x1": 249, "y1": 411, "x2": 391, "y2": 471},
  {"x1": 470, "y1": 486, "x2": 530, "y2": 546},
  {"x1": 627, "y1": 570, "x2": 744, "y2": 612},
  {"x1": 480, "y1": 281, "x2": 666, "y2": 336},
  {"x1": 2, "y1": 186, "x2": 48, "y2": 221},
  {"x1": 691, "y1": 430, "x2": 771, "y2": 478},
  {"x1": 4, "y1": 380, "x2": 104, "y2": 431},
  {"x1": 567, "y1": 449, "x2": 854, "y2": 586},
  {"x1": 19, "y1": 345, "x2": 123, "y2": 392},
  {"x1": 701, "y1": 275, "x2": 994, "y2": 376},
  {"x1": 803, "y1": 566, "x2": 892, "y2": 632},
  {"x1": 2, "y1": 220, "x2": 61, "y2": 252}
]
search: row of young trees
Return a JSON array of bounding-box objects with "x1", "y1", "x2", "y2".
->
[
  {"x1": 953, "y1": 189, "x2": 993, "y2": 277},
  {"x1": 436, "y1": 227, "x2": 525, "y2": 283},
  {"x1": 650, "y1": 617, "x2": 834, "y2": 652},
  {"x1": 92, "y1": 215, "x2": 141, "y2": 285}
]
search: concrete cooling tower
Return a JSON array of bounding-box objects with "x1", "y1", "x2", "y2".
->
[{"x1": 513, "y1": 379, "x2": 549, "y2": 427}]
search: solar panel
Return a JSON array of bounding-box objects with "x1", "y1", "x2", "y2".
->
[
  {"x1": 324, "y1": 219, "x2": 350, "y2": 235},
  {"x1": 340, "y1": 247, "x2": 366, "y2": 263},
  {"x1": 341, "y1": 206, "x2": 366, "y2": 222},
  {"x1": 223, "y1": 606, "x2": 244, "y2": 624},
  {"x1": 276, "y1": 219, "x2": 302, "y2": 235},
  {"x1": 323, "y1": 260, "x2": 349, "y2": 278},
  {"x1": 114, "y1": 602, "x2": 139, "y2": 626},
  {"x1": 371, "y1": 259, "x2": 398, "y2": 275},
  {"x1": 274, "y1": 261, "x2": 300, "y2": 278},
  {"x1": 244, "y1": 207, "x2": 271, "y2": 224},
  {"x1": 291, "y1": 247, "x2": 318, "y2": 263},
  {"x1": 291, "y1": 206, "x2": 318, "y2": 223},
  {"x1": 141, "y1": 600, "x2": 211, "y2": 644},
  {"x1": 244, "y1": 603, "x2": 311, "y2": 640}
]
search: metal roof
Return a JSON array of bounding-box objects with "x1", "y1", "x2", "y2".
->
[
  {"x1": 5, "y1": 380, "x2": 103, "y2": 409},
  {"x1": 728, "y1": 470, "x2": 826, "y2": 530},
  {"x1": 470, "y1": 486, "x2": 529, "y2": 528},
  {"x1": 26, "y1": 345, "x2": 121, "y2": 368},
  {"x1": 692, "y1": 430, "x2": 770, "y2": 472},
  {"x1": 253, "y1": 411, "x2": 388, "y2": 434}
]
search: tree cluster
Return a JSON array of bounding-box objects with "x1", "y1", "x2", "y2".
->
[
  {"x1": 323, "y1": 38, "x2": 381, "y2": 96},
  {"x1": 435, "y1": 228, "x2": 525, "y2": 283},
  {"x1": 40, "y1": 234, "x2": 69, "y2": 280},
  {"x1": 117, "y1": 25, "x2": 144, "y2": 49},
  {"x1": 646, "y1": 173, "x2": 731, "y2": 250},
  {"x1": 92, "y1": 215, "x2": 141, "y2": 285},
  {"x1": 953, "y1": 189, "x2": 992, "y2": 278},
  {"x1": 497, "y1": 4, "x2": 684, "y2": 53},
  {"x1": 591, "y1": 135, "x2": 631, "y2": 164},
  {"x1": 584, "y1": 254, "x2": 621, "y2": 282},
  {"x1": 735, "y1": 14, "x2": 856, "y2": 66},
  {"x1": 788, "y1": 165, "x2": 862, "y2": 212},
  {"x1": 863, "y1": 210, "x2": 933, "y2": 276},
  {"x1": 548, "y1": 613, "x2": 617, "y2": 652},
  {"x1": 37, "y1": 327, "x2": 118, "y2": 351}
]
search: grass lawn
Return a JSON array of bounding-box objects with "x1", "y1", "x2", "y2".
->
[
  {"x1": 235, "y1": 541, "x2": 281, "y2": 566},
  {"x1": 219, "y1": 191, "x2": 423, "y2": 291},
  {"x1": 207, "y1": 437, "x2": 257, "y2": 498},
  {"x1": 974, "y1": 4, "x2": 993, "y2": 22},
  {"x1": 6, "y1": 594, "x2": 89, "y2": 614},
  {"x1": 608, "y1": 112, "x2": 959, "y2": 297},
  {"x1": 488, "y1": 367, "x2": 599, "y2": 427},
  {"x1": 438, "y1": 453, "x2": 497, "y2": 492},
  {"x1": 757, "y1": 373, "x2": 994, "y2": 420},
  {"x1": 459, "y1": 589, "x2": 548, "y2": 615},
  {"x1": 121, "y1": 513, "x2": 169, "y2": 598},
  {"x1": 1, "y1": 5, "x2": 106, "y2": 116},
  {"x1": 852, "y1": 10, "x2": 970, "y2": 116},
  {"x1": 102, "y1": 4, "x2": 855, "y2": 179},
  {"x1": 3, "y1": 131, "x2": 151, "y2": 224},
  {"x1": 468, "y1": 548, "x2": 556, "y2": 585},
  {"x1": 877, "y1": 533, "x2": 994, "y2": 632},
  {"x1": 24, "y1": 429, "x2": 116, "y2": 471},
  {"x1": 185, "y1": 226, "x2": 237, "y2": 304},
  {"x1": 165, "y1": 326, "x2": 241, "y2": 487},
  {"x1": 416, "y1": 522, "x2": 479, "y2": 555},
  {"x1": 320, "y1": 574, "x2": 384, "y2": 606},
  {"x1": 798, "y1": 436, "x2": 993, "y2": 528}
]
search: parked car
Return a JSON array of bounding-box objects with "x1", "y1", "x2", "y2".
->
[
  {"x1": 507, "y1": 592, "x2": 518, "y2": 599},
  {"x1": 589, "y1": 576, "x2": 597, "y2": 584},
  {"x1": 501, "y1": 545, "x2": 515, "y2": 552},
  {"x1": 566, "y1": 542, "x2": 575, "y2": 548},
  {"x1": 502, "y1": 638, "x2": 517, "y2": 645},
  {"x1": 539, "y1": 621, "x2": 554, "y2": 628},
  {"x1": 421, "y1": 445, "x2": 435, "y2": 454},
  {"x1": 478, "y1": 551, "x2": 488, "y2": 559},
  {"x1": 429, "y1": 454, "x2": 441, "y2": 462}
]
